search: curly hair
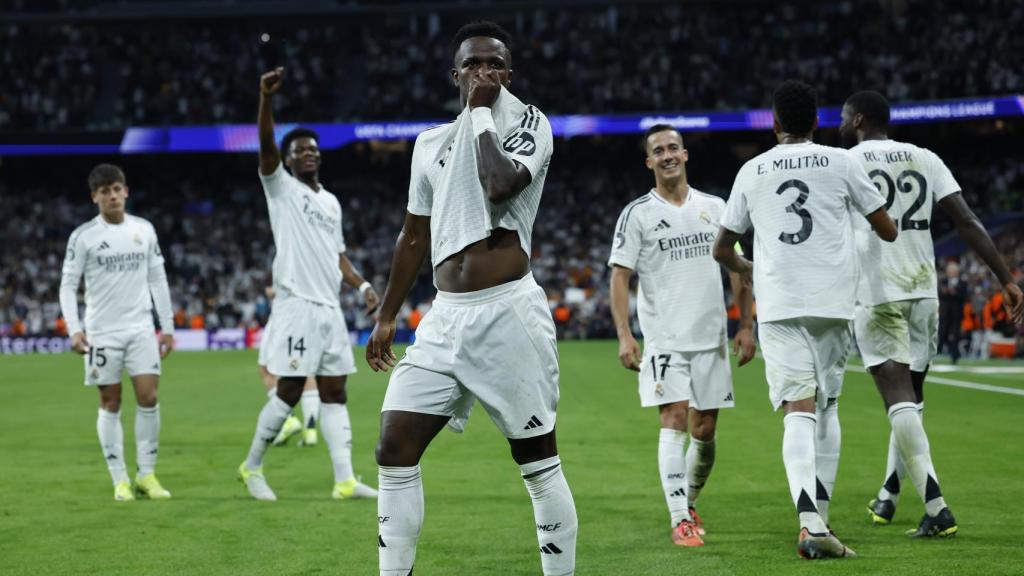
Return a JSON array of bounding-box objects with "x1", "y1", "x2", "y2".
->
[
  {"x1": 845, "y1": 90, "x2": 891, "y2": 130},
  {"x1": 450, "y1": 20, "x2": 512, "y2": 60},
  {"x1": 772, "y1": 80, "x2": 818, "y2": 135}
]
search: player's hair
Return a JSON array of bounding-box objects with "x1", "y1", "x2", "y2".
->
[
  {"x1": 87, "y1": 163, "x2": 126, "y2": 192},
  {"x1": 772, "y1": 80, "x2": 818, "y2": 135},
  {"x1": 450, "y1": 20, "x2": 512, "y2": 60},
  {"x1": 845, "y1": 90, "x2": 890, "y2": 130},
  {"x1": 279, "y1": 127, "x2": 319, "y2": 159},
  {"x1": 642, "y1": 124, "x2": 682, "y2": 152}
]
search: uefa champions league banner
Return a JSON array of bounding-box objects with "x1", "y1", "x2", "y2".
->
[{"x1": 1, "y1": 96, "x2": 1021, "y2": 156}]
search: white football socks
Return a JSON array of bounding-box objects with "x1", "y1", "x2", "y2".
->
[
  {"x1": 783, "y1": 411, "x2": 827, "y2": 534},
  {"x1": 888, "y1": 402, "x2": 946, "y2": 517},
  {"x1": 814, "y1": 399, "x2": 840, "y2": 525},
  {"x1": 321, "y1": 402, "x2": 354, "y2": 483},
  {"x1": 878, "y1": 401, "x2": 922, "y2": 504},
  {"x1": 378, "y1": 465, "x2": 423, "y2": 576},
  {"x1": 301, "y1": 389, "x2": 321, "y2": 430},
  {"x1": 135, "y1": 404, "x2": 160, "y2": 477},
  {"x1": 686, "y1": 435, "x2": 716, "y2": 510},
  {"x1": 658, "y1": 428, "x2": 690, "y2": 526},
  {"x1": 522, "y1": 456, "x2": 577, "y2": 576},
  {"x1": 245, "y1": 395, "x2": 291, "y2": 470},
  {"x1": 97, "y1": 408, "x2": 129, "y2": 485}
]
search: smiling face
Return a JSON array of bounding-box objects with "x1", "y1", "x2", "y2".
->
[
  {"x1": 285, "y1": 136, "x2": 322, "y2": 180},
  {"x1": 645, "y1": 129, "x2": 688, "y2": 183},
  {"x1": 451, "y1": 36, "x2": 513, "y2": 106}
]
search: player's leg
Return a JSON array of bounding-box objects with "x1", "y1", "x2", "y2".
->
[
  {"x1": 262, "y1": 364, "x2": 302, "y2": 446},
  {"x1": 317, "y1": 374, "x2": 375, "y2": 498},
  {"x1": 685, "y1": 343, "x2": 734, "y2": 532},
  {"x1": 298, "y1": 376, "x2": 320, "y2": 446},
  {"x1": 125, "y1": 329, "x2": 170, "y2": 499},
  {"x1": 686, "y1": 408, "x2": 717, "y2": 530},
  {"x1": 96, "y1": 383, "x2": 132, "y2": 500},
  {"x1": 813, "y1": 325, "x2": 849, "y2": 528}
]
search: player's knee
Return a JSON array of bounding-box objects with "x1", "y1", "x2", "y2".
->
[
  {"x1": 375, "y1": 434, "x2": 417, "y2": 467},
  {"x1": 100, "y1": 397, "x2": 121, "y2": 412},
  {"x1": 318, "y1": 387, "x2": 347, "y2": 404},
  {"x1": 136, "y1": 391, "x2": 158, "y2": 408},
  {"x1": 275, "y1": 378, "x2": 304, "y2": 406},
  {"x1": 690, "y1": 418, "x2": 716, "y2": 441},
  {"x1": 658, "y1": 403, "x2": 688, "y2": 431}
]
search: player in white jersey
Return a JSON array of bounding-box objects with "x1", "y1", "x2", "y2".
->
[
  {"x1": 59, "y1": 164, "x2": 175, "y2": 502},
  {"x1": 714, "y1": 81, "x2": 898, "y2": 559},
  {"x1": 608, "y1": 125, "x2": 756, "y2": 547},
  {"x1": 237, "y1": 68, "x2": 381, "y2": 502},
  {"x1": 839, "y1": 91, "x2": 1024, "y2": 536},
  {"x1": 365, "y1": 22, "x2": 577, "y2": 576}
]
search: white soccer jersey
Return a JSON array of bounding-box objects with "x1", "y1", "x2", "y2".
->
[
  {"x1": 261, "y1": 163, "x2": 346, "y2": 307},
  {"x1": 407, "y1": 88, "x2": 553, "y2": 270},
  {"x1": 60, "y1": 214, "x2": 166, "y2": 336},
  {"x1": 608, "y1": 188, "x2": 727, "y2": 351},
  {"x1": 721, "y1": 141, "x2": 886, "y2": 323},
  {"x1": 851, "y1": 140, "x2": 960, "y2": 306}
]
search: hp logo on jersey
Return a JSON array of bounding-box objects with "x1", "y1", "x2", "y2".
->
[{"x1": 502, "y1": 131, "x2": 536, "y2": 156}]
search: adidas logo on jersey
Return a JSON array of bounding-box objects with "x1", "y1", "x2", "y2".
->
[
  {"x1": 97, "y1": 241, "x2": 111, "y2": 251},
  {"x1": 523, "y1": 415, "x2": 544, "y2": 430},
  {"x1": 653, "y1": 219, "x2": 671, "y2": 231},
  {"x1": 539, "y1": 543, "x2": 563, "y2": 555}
]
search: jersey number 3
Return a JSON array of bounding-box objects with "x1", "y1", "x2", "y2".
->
[{"x1": 776, "y1": 179, "x2": 813, "y2": 245}]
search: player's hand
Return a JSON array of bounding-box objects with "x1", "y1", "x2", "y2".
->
[
  {"x1": 618, "y1": 334, "x2": 642, "y2": 372},
  {"x1": 363, "y1": 287, "x2": 381, "y2": 317},
  {"x1": 468, "y1": 68, "x2": 501, "y2": 109},
  {"x1": 1004, "y1": 282, "x2": 1024, "y2": 324},
  {"x1": 158, "y1": 333, "x2": 175, "y2": 359},
  {"x1": 260, "y1": 67, "x2": 284, "y2": 95},
  {"x1": 733, "y1": 327, "x2": 756, "y2": 366},
  {"x1": 366, "y1": 319, "x2": 398, "y2": 372},
  {"x1": 70, "y1": 331, "x2": 90, "y2": 355}
]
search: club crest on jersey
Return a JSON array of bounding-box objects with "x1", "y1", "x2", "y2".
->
[
  {"x1": 699, "y1": 210, "x2": 712, "y2": 225},
  {"x1": 133, "y1": 233, "x2": 142, "y2": 245}
]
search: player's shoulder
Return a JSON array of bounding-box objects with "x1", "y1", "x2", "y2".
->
[
  {"x1": 414, "y1": 121, "x2": 454, "y2": 147},
  {"x1": 690, "y1": 188, "x2": 725, "y2": 208},
  {"x1": 68, "y1": 217, "x2": 101, "y2": 243},
  {"x1": 617, "y1": 191, "x2": 655, "y2": 222},
  {"x1": 126, "y1": 214, "x2": 157, "y2": 233}
]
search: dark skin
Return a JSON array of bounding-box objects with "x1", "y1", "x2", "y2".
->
[
  {"x1": 367, "y1": 36, "x2": 557, "y2": 467},
  {"x1": 713, "y1": 111, "x2": 899, "y2": 415},
  {"x1": 839, "y1": 102, "x2": 1023, "y2": 408},
  {"x1": 257, "y1": 67, "x2": 380, "y2": 406}
]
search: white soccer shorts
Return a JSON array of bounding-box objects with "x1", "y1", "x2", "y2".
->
[
  {"x1": 82, "y1": 327, "x2": 161, "y2": 386},
  {"x1": 637, "y1": 343, "x2": 735, "y2": 410},
  {"x1": 381, "y1": 274, "x2": 560, "y2": 440},
  {"x1": 264, "y1": 292, "x2": 356, "y2": 377},
  {"x1": 257, "y1": 318, "x2": 273, "y2": 367},
  {"x1": 854, "y1": 298, "x2": 938, "y2": 372},
  {"x1": 758, "y1": 317, "x2": 851, "y2": 411}
]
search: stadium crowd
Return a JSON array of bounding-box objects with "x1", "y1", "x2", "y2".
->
[
  {"x1": 2, "y1": 133, "x2": 1022, "y2": 357},
  {"x1": 3, "y1": 0, "x2": 1023, "y2": 131}
]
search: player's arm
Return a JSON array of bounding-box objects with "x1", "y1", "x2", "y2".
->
[
  {"x1": 939, "y1": 193, "x2": 1023, "y2": 323},
  {"x1": 865, "y1": 208, "x2": 898, "y2": 242},
  {"x1": 339, "y1": 253, "x2": 380, "y2": 315},
  {"x1": 610, "y1": 265, "x2": 641, "y2": 371},
  {"x1": 468, "y1": 70, "x2": 532, "y2": 203},
  {"x1": 712, "y1": 228, "x2": 753, "y2": 278},
  {"x1": 258, "y1": 67, "x2": 284, "y2": 176},
  {"x1": 59, "y1": 232, "x2": 88, "y2": 354},
  {"x1": 366, "y1": 213, "x2": 431, "y2": 371},
  {"x1": 146, "y1": 229, "x2": 175, "y2": 358},
  {"x1": 728, "y1": 270, "x2": 756, "y2": 366}
]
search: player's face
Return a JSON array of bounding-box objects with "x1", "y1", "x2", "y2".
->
[
  {"x1": 451, "y1": 37, "x2": 512, "y2": 102},
  {"x1": 91, "y1": 182, "x2": 128, "y2": 216},
  {"x1": 286, "y1": 137, "x2": 321, "y2": 178},
  {"x1": 645, "y1": 130, "x2": 688, "y2": 181},
  {"x1": 838, "y1": 103, "x2": 860, "y2": 147}
]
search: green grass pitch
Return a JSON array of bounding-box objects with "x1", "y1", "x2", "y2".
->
[{"x1": 1, "y1": 342, "x2": 1022, "y2": 575}]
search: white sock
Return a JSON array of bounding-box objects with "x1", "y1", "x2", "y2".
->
[
  {"x1": 686, "y1": 435, "x2": 716, "y2": 510},
  {"x1": 889, "y1": 402, "x2": 947, "y2": 517},
  {"x1": 522, "y1": 456, "x2": 577, "y2": 576},
  {"x1": 97, "y1": 408, "x2": 129, "y2": 485},
  {"x1": 244, "y1": 395, "x2": 291, "y2": 470},
  {"x1": 135, "y1": 404, "x2": 160, "y2": 478},
  {"x1": 878, "y1": 402, "x2": 923, "y2": 504},
  {"x1": 301, "y1": 389, "x2": 321, "y2": 430},
  {"x1": 814, "y1": 399, "x2": 840, "y2": 525},
  {"x1": 782, "y1": 412, "x2": 827, "y2": 533},
  {"x1": 378, "y1": 465, "x2": 423, "y2": 576},
  {"x1": 321, "y1": 402, "x2": 354, "y2": 483},
  {"x1": 658, "y1": 428, "x2": 690, "y2": 526}
]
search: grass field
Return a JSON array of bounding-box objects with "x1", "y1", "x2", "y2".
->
[{"x1": 1, "y1": 342, "x2": 1022, "y2": 575}]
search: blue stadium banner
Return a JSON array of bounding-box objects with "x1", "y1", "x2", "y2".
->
[{"x1": 2, "y1": 95, "x2": 1021, "y2": 156}]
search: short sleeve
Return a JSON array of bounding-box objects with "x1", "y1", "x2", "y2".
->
[
  {"x1": 607, "y1": 202, "x2": 644, "y2": 270},
  {"x1": 926, "y1": 149, "x2": 961, "y2": 203},
  {"x1": 62, "y1": 229, "x2": 87, "y2": 278},
  {"x1": 845, "y1": 154, "x2": 886, "y2": 216},
  {"x1": 259, "y1": 162, "x2": 289, "y2": 198},
  {"x1": 505, "y1": 106, "x2": 553, "y2": 180},
  {"x1": 406, "y1": 135, "x2": 433, "y2": 217},
  {"x1": 721, "y1": 167, "x2": 753, "y2": 234},
  {"x1": 337, "y1": 203, "x2": 348, "y2": 255},
  {"x1": 147, "y1": 222, "x2": 165, "y2": 268}
]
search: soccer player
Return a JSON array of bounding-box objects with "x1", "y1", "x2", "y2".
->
[
  {"x1": 366, "y1": 21, "x2": 577, "y2": 576},
  {"x1": 257, "y1": 286, "x2": 320, "y2": 447},
  {"x1": 237, "y1": 67, "x2": 381, "y2": 501},
  {"x1": 713, "y1": 80, "x2": 898, "y2": 559},
  {"x1": 59, "y1": 163, "x2": 175, "y2": 501},
  {"x1": 608, "y1": 124, "x2": 756, "y2": 547},
  {"x1": 839, "y1": 90, "x2": 1024, "y2": 536}
]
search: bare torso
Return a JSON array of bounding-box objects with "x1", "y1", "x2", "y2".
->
[{"x1": 434, "y1": 228, "x2": 529, "y2": 292}]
